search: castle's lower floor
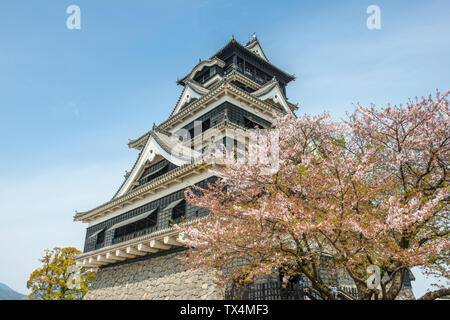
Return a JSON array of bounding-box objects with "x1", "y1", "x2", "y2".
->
[
  {"x1": 84, "y1": 249, "x2": 224, "y2": 300},
  {"x1": 84, "y1": 248, "x2": 415, "y2": 300}
]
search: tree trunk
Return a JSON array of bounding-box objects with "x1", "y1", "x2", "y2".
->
[{"x1": 384, "y1": 269, "x2": 406, "y2": 300}]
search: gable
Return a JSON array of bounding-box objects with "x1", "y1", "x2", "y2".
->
[
  {"x1": 132, "y1": 159, "x2": 177, "y2": 191},
  {"x1": 251, "y1": 79, "x2": 293, "y2": 115},
  {"x1": 114, "y1": 127, "x2": 201, "y2": 199},
  {"x1": 171, "y1": 80, "x2": 209, "y2": 116},
  {"x1": 245, "y1": 40, "x2": 269, "y2": 62}
]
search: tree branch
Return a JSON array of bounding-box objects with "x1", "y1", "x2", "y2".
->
[{"x1": 419, "y1": 288, "x2": 450, "y2": 300}]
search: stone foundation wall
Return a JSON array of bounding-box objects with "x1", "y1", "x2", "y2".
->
[
  {"x1": 84, "y1": 248, "x2": 415, "y2": 300},
  {"x1": 84, "y1": 249, "x2": 224, "y2": 300}
]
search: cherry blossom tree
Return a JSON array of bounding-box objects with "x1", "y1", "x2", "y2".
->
[{"x1": 176, "y1": 91, "x2": 449, "y2": 300}]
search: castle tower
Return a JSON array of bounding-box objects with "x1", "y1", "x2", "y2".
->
[{"x1": 74, "y1": 35, "x2": 297, "y2": 300}]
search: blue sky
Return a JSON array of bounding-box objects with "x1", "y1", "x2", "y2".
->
[{"x1": 0, "y1": 0, "x2": 448, "y2": 297}]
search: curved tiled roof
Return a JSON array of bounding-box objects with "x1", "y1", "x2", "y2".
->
[
  {"x1": 176, "y1": 57, "x2": 226, "y2": 85},
  {"x1": 210, "y1": 37, "x2": 295, "y2": 83}
]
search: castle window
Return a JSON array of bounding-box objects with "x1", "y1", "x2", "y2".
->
[
  {"x1": 88, "y1": 228, "x2": 106, "y2": 248},
  {"x1": 244, "y1": 117, "x2": 264, "y2": 130},
  {"x1": 255, "y1": 69, "x2": 265, "y2": 84},
  {"x1": 202, "y1": 118, "x2": 210, "y2": 132},
  {"x1": 164, "y1": 199, "x2": 186, "y2": 225},
  {"x1": 245, "y1": 63, "x2": 255, "y2": 77},
  {"x1": 236, "y1": 57, "x2": 244, "y2": 72},
  {"x1": 110, "y1": 208, "x2": 158, "y2": 244},
  {"x1": 96, "y1": 229, "x2": 105, "y2": 245},
  {"x1": 225, "y1": 56, "x2": 233, "y2": 67}
]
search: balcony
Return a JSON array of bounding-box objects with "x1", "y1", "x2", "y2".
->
[
  {"x1": 112, "y1": 225, "x2": 158, "y2": 245},
  {"x1": 225, "y1": 64, "x2": 268, "y2": 87}
]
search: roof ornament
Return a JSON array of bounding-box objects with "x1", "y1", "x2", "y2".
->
[{"x1": 252, "y1": 32, "x2": 257, "y2": 40}]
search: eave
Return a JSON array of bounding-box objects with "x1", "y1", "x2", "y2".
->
[
  {"x1": 128, "y1": 134, "x2": 150, "y2": 150},
  {"x1": 127, "y1": 70, "x2": 272, "y2": 152},
  {"x1": 74, "y1": 162, "x2": 207, "y2": 223},
  {"x1": 159, "y1": 78, "x2": 285, "y2": 132},
  {"x1": 76, "y1": 119, "x2": 249, "y2": 224},
  {"x1": 75, "y1": 230, "x2": 186, "y2": 267}
]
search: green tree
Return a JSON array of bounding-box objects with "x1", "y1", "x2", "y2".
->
[{"x1": 27, "y1": 247, "x2": 96, "y2": 300}]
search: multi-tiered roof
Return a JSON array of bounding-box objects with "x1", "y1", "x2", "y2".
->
[{"x1": 74, "y1": 35, "x2": 297, "y2": 267}]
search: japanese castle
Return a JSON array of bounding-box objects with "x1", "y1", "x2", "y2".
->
[
  {"x1": 73, "y1": 35, "x2": 414, "y2": 300},
  {"x1": 74, "y1": 34, "x2": 298, "y2": 299}
]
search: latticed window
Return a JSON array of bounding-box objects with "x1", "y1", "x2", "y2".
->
[
  {"x1": 138, "y1": 163, "x2": 169, "y2": 186},
  {"x1": 172, "y1": 200, "x2": 186, "y2": 221},
  {"x1": 111, "y1": 208, "x2": 158, "y2": 244},
  {"x1": 244, "y1": 117, "x2": 264, "y2": 130},
  {"x1": 162, "y1": 199, "x2": 186, "y2": 226},
  {"x1": 87, "y1": 228, "x2": 106, "y2": 250},
  {"x1": 202, "y1": 118, "x2": 210, "y2": 132},
  {"x1": 96, "y1": 229, "x2": 105, "y2": 245}
]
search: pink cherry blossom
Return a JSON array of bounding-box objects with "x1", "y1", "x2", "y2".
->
[{"x1": 175, "y1": 91, "x2": 449, "y2": 300}]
